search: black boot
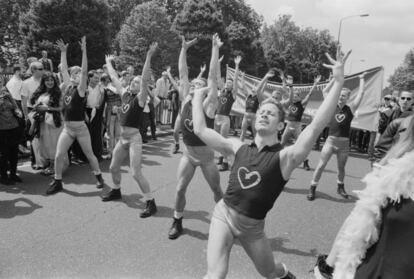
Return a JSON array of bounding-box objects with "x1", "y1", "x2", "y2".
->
[
  {"x1": 314, "y1": 254, "x2": 333, "y2": 279},
  {"x1": 172, "y1": 143, "x2": 179, "y2": 154},
  {"x1": 140, "y1": 199, "x2": 157, "y2": 218},
  {"x1": 95, "y1": 173, "x2": 104, "y2": 189},
  {"x1": 307, "y1": 185, "x2": 316, "y2": 201},
  {"x1": 46, "y1": 179, "x2": 63, "y2": 195},
  {"x1": 337, "y1": 183, "x2": 349, "y2": 199},
  {"x1": 217, "y1": 156, "x2": 223, "y2": 165},
  {"x1": 219, "y1": 162, "x2": 229, "y2": 171},
  {"x1": 303, "y1": 159, "x2": 311, "y2": 171},
  {"x1": 0, "y1": 175, "x2": 14, "y2": 185},
  {"x1": 101, "y1": 188, "x2": 122, "y2": 201},
  {"x1": 168, "y1": 217, "x2": 183, "y2": 240}
]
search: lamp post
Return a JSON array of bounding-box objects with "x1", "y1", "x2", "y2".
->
[{"x1": 337, "y1": 14, "x2": 369, "y2": 44}]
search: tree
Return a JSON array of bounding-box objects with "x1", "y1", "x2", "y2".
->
[
  {"x1": 388, "y1": 49, "x2": 414, "y2": 91},
  {"x1": 20, "y1": 0, "x2": 111, "y2": 70},
  {"x1": 117, "y1": 0, "x2": 179, "y2": 76},
  {"x1": 260, "y1": 15, "x2": 337, "y2": 83}
]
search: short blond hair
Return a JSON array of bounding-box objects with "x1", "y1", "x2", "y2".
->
[{"x1": 260, "y1": 97, "x2": 285, "y2": 123}]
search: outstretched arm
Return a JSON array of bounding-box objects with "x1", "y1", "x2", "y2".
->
[
  {"x1": 302, "y1": 75, "x2": 321, "y2": 106},
  {"x1": 105, "y1": 55, "x2": 122, "y2": 94},
  {"x1": 281, "y1": 46, "x2": 351, "y2": 179},
  {"x1": 322, "y1": 74, "x2": 335, "y2": 99},
  {"x1": 166, "y1": 66, "x2": 179, "y2": 91},
  {"x1": 78, "y1": 36, "x2": 88, "y2": 97},
  {"x1": 256, "y1": 70, "x2": 275, "y2": 103},
  {"x1": 348, "y1": 72, "x2": 366, "y2": 114},
  {"x1": 193, "y1": 87, "x2": 242, "y2": 157},
  {"x1": 178, "y1": 36, "x2": 197, "y2": 101},
  {"x1": 203, "y1": 33, "x2": 221, "y2": 117},
  {"x1": 56, "y1": 39, "x2": 71, "y2": 91},
  {"x1": 138, "y1": 42, "x2": 158, "y2": 107},
  {"x1": 232, "y1": 56, "x2": 242, "y2": 100}
]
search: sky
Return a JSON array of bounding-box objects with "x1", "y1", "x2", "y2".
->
[{"x1": 245, "y1": 0, "x2": 414, "y2": 86}]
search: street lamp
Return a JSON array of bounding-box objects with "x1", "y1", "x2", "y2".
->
[{"x1": 337, "y1": 14, "x2": 369, "y2": 43}]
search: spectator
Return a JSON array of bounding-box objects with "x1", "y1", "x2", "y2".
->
[
  {"x1": 154, "y1": 71, "x2": 170, "y2": 123},
  {"x1": 39, "y1": 50, "x2": 53, "y2": 72},
  {"x1": 0, "y1": 76, "x2": 23, "y2": 184},
  {"x1": 385, "y1": 91, "x2": 413, "y2": 127},
  {"x1": 377, "y1": 94, "x2": 394, "y2": 134}
]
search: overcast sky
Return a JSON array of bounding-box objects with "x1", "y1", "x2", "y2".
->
[{"x1": 246, "y1": 0, "x2": 414, "y2": 86}]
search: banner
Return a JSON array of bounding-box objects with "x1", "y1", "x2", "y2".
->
[{"x1": 227, "y1": 66, "x2": 384, "y2": 132}]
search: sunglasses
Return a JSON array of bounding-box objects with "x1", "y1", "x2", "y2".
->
[
  {"x1": 384, "y1": 97, "x2": 390, "y2": 101},
  {"x1": 400, "y1": 97, "x2": 412, "y2": 101},
  {"x1": 36, "y1": 68, "x2": 44, "y2": 71}
]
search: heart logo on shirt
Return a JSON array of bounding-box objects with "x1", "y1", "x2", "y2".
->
[
  {"x1": 122, "y1": 104, "x2": 130, "y2": 113},
  {"x1": 184, "y1": 119, "x2": 194, "y2": 132},
  {"x1": 220, "y1": 97, "x2": 227, "y2": 105},
  {"x1": 64, "y1": 95, "x2": 72, "y2": 105},
  {"x1": 237, "y1": 167, "x2": 261, "y2": 190},
  {"x1": 335, "y1": 113, "x2": 346, "y2": 123},
  {"x1": 290, "y1": 106, "x2": 298, "y2": 113}
]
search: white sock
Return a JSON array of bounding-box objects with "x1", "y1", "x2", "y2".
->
[
  {"x1": 174, "y1": 211, "x2": 183, "y2": 219},
  {"x1": 311, "y1": 180, "x2": 318, "y2": 186},
  {"x1": 142, "y1": 192, "x2": 153, "y2": 201},
  {"x1": 337, "y1": 180, "x2": 344, "y2": 185},
  {"x1": 111, "y1": 184, "x2": 120, "y2": 190}
]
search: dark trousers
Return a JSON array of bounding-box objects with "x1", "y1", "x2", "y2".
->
[
  {"x1": 0, "y1": 127, "x2": 20, "y2": 178},
  {"x1": 140, "y1": 103, "x2": 156, "y2": 140},
  {"x1": 171, "y1": 108, "x2": 179, "y2": 129},
  {"x1": 86, "y1": 107, "x2": 104, "y2": 159}
]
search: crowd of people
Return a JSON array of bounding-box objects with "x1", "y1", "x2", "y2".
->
[{"x1": 0, "y1": 31, "x2": 413, "y2": 278}]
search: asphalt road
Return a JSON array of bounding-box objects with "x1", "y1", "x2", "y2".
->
[{"x1": 0, "y1": 136, "x2": 371, "y2": 279}]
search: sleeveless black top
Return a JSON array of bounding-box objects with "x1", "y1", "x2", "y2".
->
[
  {"x1": 355, "y1": 198, "x2": 414, "y2": 279},
  {"x1": 286, "y1": 101, "x2": 304, "y2": 122},
  {"x1": 223, "y1": 143, "x2": 288, "y2": 220},
  {"x1": 119, "y1": 91, "x2": 143, "y2": 130},
  {"x1": 245, "y1": 94, "x2": 259, "y2": 113},
  {"x1": 216, "y1": 89, "x2": 235, "y2": 116},
  {"x1": 328, "y1": 105, "x2": 354, "y2": 138},
  {"x1": 63, "y1": 86, "x2": 86, "y2": 121},
  {"x1": 181, "y1": 100, "x2": 214, "y2": 147}
]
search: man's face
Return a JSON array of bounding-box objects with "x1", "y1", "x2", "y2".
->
[
  {"x1": 130, "y1": 77, "x2": 141, "y2": 92},
  {"x1": 127, "y1": 66, "x2": 134, "y2": 76},
  {"x1": 338, "y1": 89, "x2": 350, "y2": 105},
  {"x1": 190, "y1": 78, "x2": 206, "y2": 93},
  {"x1": 33, "y1": 65, "x2": 44, "y2": 78},
  {"x1": 89, "y1": 73, "x2": 100, "y2": 87},
  {"x1": 272, "y1": 90, "x2": 282, "y2": 101},
  {"x1": 399, "y1": 92, "x2": 413, "y2": 111},
  {"x1": 225, "y1": 79, "x2": 233, "y2": 90},
  {"x1": 255, "y1": 103, "x2": 281, "y2": 134},
  {"x1": 42, "y1": 51, "x2": 47, "y2": 58},
  {"x1": 293, "y1": 92, "x2": 301, "y2": 102}
]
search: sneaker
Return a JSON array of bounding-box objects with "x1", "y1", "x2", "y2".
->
[
  {"x1": 9, "y1": 174, "x2": 22, "y2": 183},
  {"x1": 303, "y1": 159, "x2": 311, "y2": 171},
  {"x1": 95, "y1": 174, "x2": 105, "y2": 189},
  {"x1": 307, "y1": 185, "x2": 316, "y2": 201},
  {"x1": 46, "y1": 180, "x2": 63, "y2": 195},
  {"x1": 337, "y1": 184, "x2": 349, "y2": 199},
  {"x1": 101, "y1": 188, "x2": 122, "y2": 201},
  {"x1": 172, "y1": 143, "x2": 180, "y2": 154},
  {"x1": 0, "y1": 176, "x2": 15, "y2": 185},
  {"x1": 140, "y1": 199, "x2": 157, "y2": 218},
  {"x1": 219, "y1": 162, "x2": 229, "y2": 172},
  {"x1": 217, "y1": 156, "x2": 223, "y2": 165},
  {"x1": 168, "y1": 217, "x2": 183, "y2": 240}
]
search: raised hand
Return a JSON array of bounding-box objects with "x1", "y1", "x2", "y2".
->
[
  {"x1": 166, "y1": 66, "x2": 171, "y2": 74},
  {"x1": 314, "y1": 75, "x2": 322, "y2": 83},
  {"x1": 105, "y1": 54, "x2": 115, "y2": 63},
  {"x1": 235, "y1": 56, "x2": 242, "y2": 65},
  {"x1": 200, "y1": 64, "x2": 206, "y2": 73},
  {"x1": 181, "y1": 35, "x2": 197, "y2": 50},
  {"x1": 219, "y1": 55, "x2": 224, "y2": 63},
  {"x1": 56, "y1": 39, "x2": 68, "y2": 52},
  {"x1": 212, "y1": 33, "x2": 223, "y2": 48},
  {"x1": 79, "y1": 36, "x2": 87, "y2": 53},
  {"x1": 266, "y1": 69, "x2": 275, "y2": 78},
  {"x1": 148, "y1": 42, "x2": 158, "y2": 56},
  {"x1": 323, "y1": 45, "x2": 351, "y2": 80}
]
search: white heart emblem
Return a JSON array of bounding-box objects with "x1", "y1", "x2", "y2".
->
[
  {"x1": 237, "y1": 167, "x2": 261, "y2": 189},
  {"x1": 184, "y1": 119, "x2": 193, "y2": 132},
  {"x1": 290, "y1": 106, "x2": 298, "y2": 113},
  {"x1": 122, "y1": 104, "x2": 130, "y2": 113},
  {"x1": 64, "y1": 95, "x2": 72, "y2": 105},
  {"x1": 335, "y1": 114, "x2": 346, "y2": 123},
  {"x1": 220, "y1": 97, "x2": 227, "y2": 105}
]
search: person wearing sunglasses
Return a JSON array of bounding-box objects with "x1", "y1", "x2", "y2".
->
[{"x1": 385, "y1": 91, "x2": 413, "y2": 128}]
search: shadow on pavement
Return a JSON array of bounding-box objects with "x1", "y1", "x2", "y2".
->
[
  {"x1": 0, "y1": 170, "x2": 48, "y2": 196},
  {"x1": 283, "y1": 187, "x2": 357, "y2": 203},
  {"x1": 0, "y1": 197, "x2": 42, "y2": 218},
  {"x1": 268, "y1": 236, "x2": 319, "y2": 257}
]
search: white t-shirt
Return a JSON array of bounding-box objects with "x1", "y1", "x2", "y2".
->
[
  {"x1": 154, "y1": 77, "x2": 169, "y2": 99},
  {"x1": 21, "y1": 76, "x2": 41, "y2": 108},
  {"x1": 6, "y1": 75, "x2": 23, "y2": 101}
]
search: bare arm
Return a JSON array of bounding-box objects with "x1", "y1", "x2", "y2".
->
[
  {"x1": 78, "y1": 36, "x2": 88, "y2": 96},
  {"x1": 166, "y1": 66, "x2": 179, "y2": 91},
  {"x1": 281, "y1": 47, "x2": 351, "y2": 179},
  {"x1": 348, "y1": 72, "x2": 366, "y2": 114},
  {"x1": 232, "y1": 56, "x2": 241, "y2": 100},
  {"x1": 322, "y1": 75, "x2": 335, "y2": 99},
  {"x1": 56, "y1": 39, "x2": 71, "y2": 90},
  {"x1": 49, "y1": 59, "x2": 54, "y2": 73},
  {"x1": 193, "y1": 87, "x2": 242, "y2": 157},
  {"x1": 302, "y1": 75, "x2": 321, "y2": 106},
  {"x1": 178, "y1": 36, "x2": 197, "y2": 101},
  {"x1": 256, "y1": 70, "x2": 275, "y2": 103},
  {"x1": 217, "y1": 56, "x2": 224, "y2": 90},
  {"x1": 105, "y1": 55, "x2": 123, "y2": 94},
  {"x1": 203, "y1": 33, "x2": 221, "y2": 117},
  {"x1": 137, "y1": 42, "x2": 158, "y2": 107}
]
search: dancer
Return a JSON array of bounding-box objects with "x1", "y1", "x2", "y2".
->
[
  {"x1": 100, "y1": 43, "x2": 158, "y2": 218},
  {"x1": 46, "y1": 37, "x2": 104, "y2": 195},
  {"x1": 193, "y1": 46, "x2": 350, "y2": 279},
  {"x1": 281, "y1": 75, "x2": 321, "y2": 170},
  {"x1": 314, "y1": 115, "x2": 414, "y2": 279},
  {"x1": 307, "y1": 72, "x2": 366, "y2": 201},
  {"x1": 214, "y1": 56, "x2": 241, "y2": 171},
  {"x1": 167, "y1": 35, "x2": 223, "y2": 240}
]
